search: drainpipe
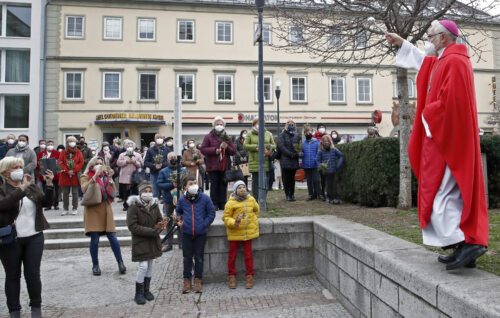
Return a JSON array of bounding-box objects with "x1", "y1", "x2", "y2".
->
[{"x1": 40, "y1": 0, "x2": 50, "y2": 140}]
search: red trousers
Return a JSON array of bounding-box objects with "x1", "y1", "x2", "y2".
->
[{"x1": 228, "y1": 240, "x2": 254, "y2": 276}]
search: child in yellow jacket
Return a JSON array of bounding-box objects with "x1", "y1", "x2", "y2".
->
[{"x1": 222, "y1": 180, "x2": 260, "y2": 289}]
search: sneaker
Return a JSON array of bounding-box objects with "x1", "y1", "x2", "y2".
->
[
  {"x1": 228, "y1": 275, "x2": 237, "y2": 289},
  {"x1": 182, "y1": 278, "x2": 191, "y2": 294},
  {"x1": 61, "y1": 210, "x2": 68, "y2": 216},
  {"x1": 71, "y1": 209, "x2": 78, "y2": 215}
]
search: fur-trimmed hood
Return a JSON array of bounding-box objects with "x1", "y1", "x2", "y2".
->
[{"x1": 126, "y1": 195, "x2": 159, "y2": 208}]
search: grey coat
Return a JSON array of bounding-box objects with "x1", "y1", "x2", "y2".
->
[{"x1": 6, "y1": 146, "x2": 37, "y2": 178}]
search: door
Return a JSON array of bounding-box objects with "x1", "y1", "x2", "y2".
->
[{"x1": 140, "y1": 133, "x2": 156, "y2": 148}]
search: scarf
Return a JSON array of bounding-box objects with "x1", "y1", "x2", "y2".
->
[
  {"x1": 231, "y1": 193, "x2": 248, "y2": 202},
  {"x1": 88, "y1": 170, "x2": 115, "y2": 204}
]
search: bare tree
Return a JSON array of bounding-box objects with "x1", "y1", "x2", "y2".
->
[{"x1": 269, "y1": 0, "x2": 499, "y2": 209}]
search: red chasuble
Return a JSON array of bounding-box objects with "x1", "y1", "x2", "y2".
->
[{"x1": 408, "y1": 43, "x2": 488, "y2": 246}]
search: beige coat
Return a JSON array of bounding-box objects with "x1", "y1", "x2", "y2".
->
[{"x1": 80, "y1": 174, "x2": 116, "y2": 235}]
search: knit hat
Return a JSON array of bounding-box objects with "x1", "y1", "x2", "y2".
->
[
  {"x1": 213, "y1": 116, "x2": 226, "y2": 127},
  {"x1": 138, "y1": 181, "x2": 153, "y2": 194},
  {"x1": 232, "y1": 180, "x2": 246, "y2": 193},
  {"x1": 439, "y1": 20, "x2": 459, "y2": 37}
]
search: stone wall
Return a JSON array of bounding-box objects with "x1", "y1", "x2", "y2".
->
[{"x1": 205, "y1": 215, "x2": 500, "y2": 317}]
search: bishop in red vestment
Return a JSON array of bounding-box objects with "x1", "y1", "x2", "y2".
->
[{"x1": 386, "y1": 20, "x2": 488, "y2": 270}]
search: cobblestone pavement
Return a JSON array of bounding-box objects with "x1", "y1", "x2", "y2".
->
[{"x1": 0, "y1": 247, "x2": 351, "y2": 317}]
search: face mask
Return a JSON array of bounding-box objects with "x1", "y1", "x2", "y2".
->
[
  {"x1": 332, "y1": 134, "x2": 338, "y2": 139},
  {"x1": 187, "y1": 184, "x2": 199, "y2": 195},
  {"x1": 126, "y1": 147, "x2": 134, "y2": 153},
  {"x1": 214, "y1": 125, "x2": 224, "y2": 132},
  {"x1": 93, "y1": 164, "x2": 102, "y2": 172},
  {"x1": 305, "y1": 134, "x2": 312, "y2": 140},
  {"x1": 253, "y1": 125, "x2": 259, "y2": 131},
  {"x1": 58, "y1": 149, "x2": 63, "y2": 152},
  {"x1": 323, "y1": 144, "x2": 331, "y2": 150},
  {"x1": 156, "y1": 138, "x2": 164, "y2": 145},
  {"x1": 10, "y1": 169, "x2": 24, "y2": 181},
  {"x1": 424, "y1": 41, "x2": 437, "y2": 56},
  {"x1": 40, "y1": 144, "x2": 46, "y2": 149},
  {"x1": 318, "y1": 128, "x2": 326, "y2": 134},
  {"x1": 287, "y1": 125, "x2": 296, "y2": 133},
  {"x1": 141, "y1": 192, "x2": 153, "y2": 202},
  {"x1": 103, "y1": 146, "x2": 110, "y2": 152},
  {"x1": 166, "y1": 141, "x2": 173, "y2": 147},
  {"x1": 242, "y1": 133, "x2": 247, "y2": 139},
  {"x1": 169, "y1": 159, "x2": 177, "y2": 165},
  {"x1": 188, "y1": 143, "x2": 195, "y2": 148},
  {"x1": 18, "y1": 141, "x2": 27, "y2": 148},
  {"x1": 7, "y1": 139, "x2": 15, "y2": 145},
  {"x1": 68, "y1": 142, "x2": 76, "y2": 148},
  {"x1": 47, "y1": 145, "x2": 54, "y2": 151},
  {"x1": 80, "y1": 141, "x2": 85, "y2": 145}
]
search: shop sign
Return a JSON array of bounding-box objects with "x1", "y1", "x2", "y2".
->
[{"x1": 95, "y1": 113, "x2": 165, "y2": 122}]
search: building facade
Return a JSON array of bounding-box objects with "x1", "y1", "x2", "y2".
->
[
  {"x1": 0, "y1": 0, "x2": 45, "y2": 143},
  {"x1": 44, "y1": 0, "x2": 500, "y2": 147}
]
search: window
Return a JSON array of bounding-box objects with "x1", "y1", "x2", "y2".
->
[
  {"x1": 289, "y1": 26, "x2": 303, "y2": 44},
  {"x1": 177, "y1": 74, "x2": 195, "y2": 101},
  {"x1": 290, "y1": 76, "x2": 307, "y2": 102},
  {"x1": 5, "y1": 50, "x2": 30, "y2": 83},
  {"x1": 328, "y1": 28, "x2": 343, "y2": 48},
  {"x1": 178, "y1": 20, "x2": 194, "y2": 42},
  {"x1": 102, "y1": 72, "x2": 121, "y2": 100},
  {"x1": 254, "y1": 23, "x2": 271, "y2": 45},
  {"x1": 356, "y1": 77, "x2": 372, "y2": 103},
  {"x1": 2, "y1": 95, "x2": 29, "y2": 128},
  {"x1": 104, "y1": 17, "x2": 122, "y2": 40},
  {"x1": 329, "y1": 77, "x2": 345, "y2": 103},
  {"x1": 393, "y1": 78, "x2": 415, "y2": 99},
  {"x1": 138, "y1": 18, "x2": 155, "y2": 41},
  {"x1": 64, "y1": 72, "x2": 83, "y2": 100},
  {"x1": 6, "y1": 5, "x2": 31, "y2": 37},
  {"x1": 355, "y1": 30, "x2": 368, "y2": 49},
  {"x1": 255, "y1": 75, "x2": 272, "y2": 102},
  {"x1": 139, "y1": 73, "x2": 157, "y2": 100},
  {"x1": 216, "y1": 74, "x2": 233, "y2": 102},
  {"x1": 216, "y1": 21, "x2": 232, "y2": 43},
  {"x1": 66, "y1": 16, "x2": 84, "y2": 38}
]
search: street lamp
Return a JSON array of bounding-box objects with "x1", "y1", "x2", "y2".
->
[
  {"x1": 256, "y1": 0, "x2": 266, "y2": 212},
  {"x1": 275, "y1": 79, "x2": 281, "y2": 135}
]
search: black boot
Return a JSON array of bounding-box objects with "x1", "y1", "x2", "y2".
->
[
  {"x1": 144, "y1": 277, "x2": 154, "y2": 301},
  {"x1": 92, "y1": 264, "x2": 101, "y2": 276},
  {"x1": 118, "y1": 261, "x2": 127, "y2": 274},
  {"x1": 446, "y1": 244, "x2": 487, "y2": 270},
  {"x1": 134, "y1": 282, "x2": 146, "y2": 305},
  {"x1": 438, "y1": 242, "x2": 477, "y2": 268}
]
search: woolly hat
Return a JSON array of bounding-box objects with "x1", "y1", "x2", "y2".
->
[
  {"x1": 439, "y1": 20, "x2": 459, "y2": 37},
  {"x1": 213, "y1": 116, "x2": 226, "y2": 127},
  {"x1": 138, "y1": 181, "x2": 153, "y2": 194},
  {"x1": 232, "y1": 180, "x2": 246, "y2": 193}
]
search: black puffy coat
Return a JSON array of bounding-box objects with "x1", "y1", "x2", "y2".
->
[{"x1": 277, "y1": 131, "x2": 301, "y2": 170}]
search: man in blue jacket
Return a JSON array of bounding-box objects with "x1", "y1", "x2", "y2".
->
[
  {"x1": 175, "y1": 175, "x2": 215, "y2": 294},
  {"x1": 302, "y1": 127, "x2": 322, "y2": 201},
  {"x1": 144, "y1": 133, "x2": 169, "y2": 198}
]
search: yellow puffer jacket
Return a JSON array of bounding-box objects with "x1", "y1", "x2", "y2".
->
[{"x1": 223, "y1": 194, "x2": 260, "y2": 241}]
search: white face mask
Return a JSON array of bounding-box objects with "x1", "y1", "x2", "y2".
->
[
  {"x1": 214, "y1": 125, "x2": 224, "y2": 132},
  {"x1": 10, "y1": 169, "x2": 24, "y2": 181},
  {"x1": 188, "y1": 143, "x2": 195, "y2": 148},
  {"x1": 187, "y1": 184, "x2": 199, "y2": 194},
  {"x1": 58, "y1": 149, "x2": 63, "y2": 152},
  {"x1": 47, "y1": 145, "x2": 54, "y2": 151},
  {"x1": 103, "y1": 146, "x2": 110, "y2": 152},
  {"x1": 68, "y1": 142, "x2": 76, "y2": 148},
  {"x1": 253, "y1": 125, "x2": 259, "y2": 131},
  {"x1": 424, "y1": 41, "x2": 437, "y2": 56},
  {"x1": 318, "y1": 128, "x2": 326, "y2": 134},
  {"x1": 93, "y1": 164, "x2": 102, "y2": 172},
  {"x1": 7, "y1": 139, "x2": 15, "y2": 145},
  {"x1": 40, "y1": 144, "x2": 46, "y2": 149},
  {"x1": 156, "y1": 138, "x2": 164, "y2": 145},
  {"x1": 126, "y1": 147, "x2": 134, "y2": 153},
  {"x1": 166, "y1": 141, "x2": 173, "y2": 147},
  {"x1": 18, "y1": 141, "x2": 27, "y2": 148},
  {"x1": 242, "y1": 133, "x2": 247, "y2": 138},
  {"x1": 141, "y1": 192, "x2": 153, "y2": 202}
]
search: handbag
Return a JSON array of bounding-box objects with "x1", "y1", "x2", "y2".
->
[
  {"x1": 81, "y1": 182, "x2": 102, "y2": 206},
  {"x1": 131, "y1": 168, "x2": 147, "y2": 185},
  {"x1": 294, "y1": 168, "x2": 305, "y2": 182},
  {"x1": 224, "y1": 166, "x2": 245, "y2": 183},
  {"x1": 238, "y1": 163, "x2": 250, "y2": 177},
  {"x1": 0, "y1": 224, "x2": 16, "y2": 245}
]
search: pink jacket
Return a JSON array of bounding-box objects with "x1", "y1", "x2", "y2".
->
[{"x1": 117, "y1": 152, "x2": 143, "y2": 184}]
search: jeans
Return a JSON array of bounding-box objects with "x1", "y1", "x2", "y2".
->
[
  {"x1": 61, "y1": 185, "x2": 78, "y2": 210},
  {"x1": 89, "y1": 232, "x2": 123, "y2": 266},
  {"x1": 208, "y1": 171, "x2": 228, "y2": 210},
  {"x1": 150, "y1": 174, "x2": 160, "y2": 198},
  {"x1": 281, "y1": 169, "x2": 297, "y2": 197},
  {"x1": 251, "y1": 172, "x2": 268, "y2": 202},
  {"x1": 320, "y1": 173, "x2": 326, "y2": 197},
  {"x1": 0, "y1": 232, "x2": 44, "y2": 313},
  {"x1": 304, "y1": 168, "x2": 321, "y2": 198},
  {"x1": 182, "y1": 234, "x2": 207, "y2": 279},
  {"x1": 228, "y1": 240, "x2": 254, "y2": 276},
  {"x1": 136, "y1": 260, "x2": 153, "y2": 284},
  {"x1": 325, "y1": 173, "x2": 337, "y2": 201}
]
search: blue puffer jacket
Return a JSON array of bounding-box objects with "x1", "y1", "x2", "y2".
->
[
  {"x1": 157, "y1": 165, "x2": 186, "y2": 204},
  {"x1": 317, "y1": 148, "x2": 345, "y2": 173},
  {"x1": 176, "y1": 192, "x2": 216, "y2": 236},
  {"x1": 301, "y1": 138, "x2": 320, "y2": 169}
]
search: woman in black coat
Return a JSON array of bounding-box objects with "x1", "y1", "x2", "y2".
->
[{"x1": 277, "y1": 120, "x2": 301, "y2": 201}]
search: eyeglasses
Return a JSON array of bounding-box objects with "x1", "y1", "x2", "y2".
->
[{"x1": 427, "y1": 32, "x2": 443, "y2": 41}]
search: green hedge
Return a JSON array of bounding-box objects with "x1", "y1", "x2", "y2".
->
[{"x1": 335, "y1": 136, "x2": 500, "y2": 208}]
